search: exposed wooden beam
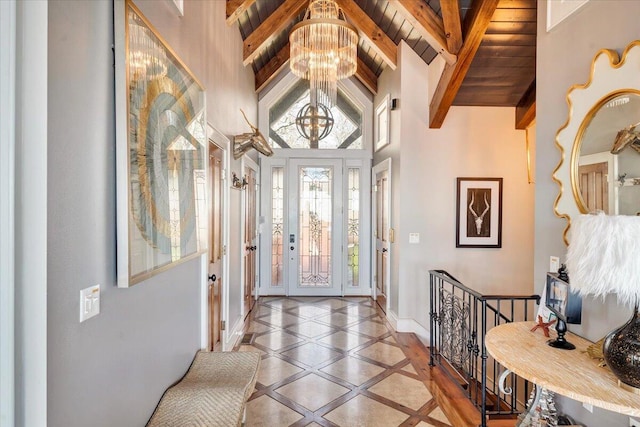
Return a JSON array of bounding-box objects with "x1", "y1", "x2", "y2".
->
[
  {"x1": 387, "y1": 0, "x2": 456, "y2": 64},
  {"x1": 440, "y1": 0, "x2": 463, "y2": 54},
  {"x1": 429, "y1": 0, "x2": 500, "y2": 128},
  {"x1": 242, "y1": 0, "x2": 307, "y2": 66},
  {"x1": 255, "y1": 42, "x2": 290, "y2": 93},
  {"x1": 336, "y1": 0, "x2": 397, "y2": 70},
  {"x1": 515, "y1": 81, "x2": 536, "y2": 129},
  {"x1": 355, "y1": 58, "x2": 377, "y2": 95},
  {"x1": 226, "y1": 0, "x2": 256, "y2": 26}
]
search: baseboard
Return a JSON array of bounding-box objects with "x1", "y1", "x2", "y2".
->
[
  {"x1": 394, "y1": 317, "x2": 430, "y2": 345},
  {"x1": 343, "y1": 288, "x2": 372, "y2": 296},
  {"x1": 386, "y1": 310, "x2": 399, "y2": 330},
  {"x1": 224, "y1": 315, "x2": 244, "y2": 351}
]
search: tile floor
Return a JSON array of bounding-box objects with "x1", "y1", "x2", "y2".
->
[{"x1": 236, "y1": 296, "x2": 454, "y2": 427}]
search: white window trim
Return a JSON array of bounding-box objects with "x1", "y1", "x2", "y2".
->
[{"x1": 258, "y1": 70, "x2": 373, "y2": 160}]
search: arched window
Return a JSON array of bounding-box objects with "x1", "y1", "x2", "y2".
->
[{"x1": 268, "y1": 80, "x2": 363, "y2": 150}]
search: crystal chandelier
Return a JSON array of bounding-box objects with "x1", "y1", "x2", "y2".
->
[{"x1": 289, "y1": 0, "x2": 358, "y2": 108}]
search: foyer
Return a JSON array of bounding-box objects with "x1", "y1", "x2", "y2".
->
[{"x1": 238, "y1": 296, "x2": 453, "y2": 427}]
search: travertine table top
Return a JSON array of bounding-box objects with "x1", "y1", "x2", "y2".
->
[{"x1": 485, "y1": 321, "x2": 640, "y2": 416}]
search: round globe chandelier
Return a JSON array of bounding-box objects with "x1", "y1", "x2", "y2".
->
[
  {"x1": 289, "y1": 0, "x2": 358, "y2": 108},
  {"x1": 295, "y1": 103, "x2": 334, "y2": 148}
]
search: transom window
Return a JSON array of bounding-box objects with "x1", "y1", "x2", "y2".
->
[{"x1": 269, "y1": 80, "x2": 363, "y2": 150}]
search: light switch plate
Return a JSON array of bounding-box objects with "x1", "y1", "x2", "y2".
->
[
  {"x1": 80, "y1": 284, "x2": 100, "y2": 323},
  {"x1": 409, "y1": 233, "x2": 420, "y2": 244},
  {"x1": 549, "y1": 256, "x2": 560, "y2": 273}
]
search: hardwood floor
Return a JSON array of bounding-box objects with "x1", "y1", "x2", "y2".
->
[{"x1": 236, "y1": 296, "x2": 494, "y2": 427}]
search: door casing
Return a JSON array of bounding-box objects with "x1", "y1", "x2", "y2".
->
[
  {"x1": 203, "y1": 125, "x2": 231, "y2": 350},
  {"x1": 372, "y1": 158, "x2": 392, "y2": 314}
]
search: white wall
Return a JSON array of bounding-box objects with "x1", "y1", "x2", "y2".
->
[
  {"x1": 374, "y1": 42, "x2": 535, "y2": 338},
  {"x1": 47, "y1": 1, "x2": 256, "y2": 426},
  {"x1": 373, "y1": 47, "x2": 402, "y2": 314},
  {"x1": 536, "y1": 1, "x2": 640, "y2": 424}
]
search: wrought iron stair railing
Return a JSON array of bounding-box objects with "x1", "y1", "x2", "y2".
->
[{"x1": 429, "y1": 270, "x2": 540, "y2": 427}]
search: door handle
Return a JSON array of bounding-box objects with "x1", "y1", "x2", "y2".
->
[
  {"x1": 382, "y1": 248, "x2": 388, "y2": 253},
  {"x1": 208, "y1": 274, "x2": 217, "y2": 282}
]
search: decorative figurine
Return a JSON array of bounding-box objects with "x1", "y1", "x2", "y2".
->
[{"x1": 530, "y1": 315, "x2": 556, "y2": 338}]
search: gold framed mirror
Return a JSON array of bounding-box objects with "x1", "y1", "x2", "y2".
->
[{"x1": 553, "y1": 40, "x2": 640, "y2": 244}]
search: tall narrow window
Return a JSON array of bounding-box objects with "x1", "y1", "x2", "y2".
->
[
  {"x1": 347, "y1": 168, "x2": 360, "y2": 287},
  {"x1": 271, "y1": 167, "x2": 284, "y2": 287}
]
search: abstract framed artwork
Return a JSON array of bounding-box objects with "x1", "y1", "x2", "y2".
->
[
  {"x1": 114, "y1": 0, "x2": 207, "y2": 287},
  {"x1": 456, "y1": 178, "x2": 503, "y2": 248}
]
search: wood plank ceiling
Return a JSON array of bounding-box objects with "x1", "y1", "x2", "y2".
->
[{"x1": 227, "y1": 0, "x2": 536, "y2": 129}]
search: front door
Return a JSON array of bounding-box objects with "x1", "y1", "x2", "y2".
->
[{"x1": 288, "y1": 158, "x2": 343, "y2": 296}]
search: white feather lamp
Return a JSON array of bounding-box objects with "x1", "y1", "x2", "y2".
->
[{"x1": 566, "y1": 213, "x2": 640, "y2": 392}]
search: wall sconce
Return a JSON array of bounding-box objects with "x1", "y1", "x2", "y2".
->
[{"x1": 232, "y1": 172, "x2": 248, "y2": 190}]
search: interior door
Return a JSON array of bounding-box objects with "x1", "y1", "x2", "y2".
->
[
  {"x1": 373, "y1": 163, "x2": 390, "y2": 313},
  {"x1": 243, "y1": 165, "x2": 258, "y2": 315},
  {"x1": 578, "y1": 161, "x2": 609, "y2": 213},
  {"x1": 208, "y1": 143, "x2": 224, "y2": 350},
  {"x1": 288, "y1": 158, "x2": 343, "y2": 296}
]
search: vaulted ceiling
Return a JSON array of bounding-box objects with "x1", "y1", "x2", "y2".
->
[{"x1": 226, "y1": 0, "x2": 536, "y2": 129}]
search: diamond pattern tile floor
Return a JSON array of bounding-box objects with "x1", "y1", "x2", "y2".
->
[{"x1": 238, "y1": 297, "x2": 453, "y2": 427}]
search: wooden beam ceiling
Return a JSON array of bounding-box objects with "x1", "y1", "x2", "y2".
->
[
  {"x1": 440, "y1": 0, "x2": 463, "y2": 54},
  {"x1": 515, "y1": 81, "x2": 536, "y2": 129},
  {"x1": 336, "y1": 0, "x2": 397, "y2": 69},
  {"x1": 255, "y1": 42, "x2": 290, "y2": 93},
  {"x1": 355, "y1": 57, "x2": 377, "y2": 95},
  {"x1": 242, "y1": 0, "x2": 307, "y2": 66},
  {"x1": 429, "y1": 0, "x2": 500, "y2": 128},
  {"x1": 387, "y1": 0, "x2": 456, "y2": 64},
  {"x1": 226, "y1": 0, "x2": 256, "y2": 26}
]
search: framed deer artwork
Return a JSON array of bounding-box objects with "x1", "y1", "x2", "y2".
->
[{"x1": 456, "y1": 178, "x2": 503, "y2": 248}]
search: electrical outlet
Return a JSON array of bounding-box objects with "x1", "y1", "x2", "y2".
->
[
  {"x1": 630, "y1": 417, "x2": 640, "y2": 427},
  {"x1": 582, "y1": 402, "x2": 593, "y2": 413},
  {"x1": 549, "y1": 256, "x2": 560, "y2": 273}
]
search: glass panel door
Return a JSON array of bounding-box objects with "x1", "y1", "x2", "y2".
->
[{"x1": 288, "y1": 159, "x2": 343, "y2": 296}]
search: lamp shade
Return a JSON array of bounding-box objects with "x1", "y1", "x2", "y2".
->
[{"x1": 566, "y1": 213, "x2": 640, "y2": 306}]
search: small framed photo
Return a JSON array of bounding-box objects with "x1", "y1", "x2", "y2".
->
[
  {"x1": 374, "y1": 94, "x2": 390, "y2": 151},
  {"x1": 456, "y1": 178, "x2": 503, "y2": 248}
]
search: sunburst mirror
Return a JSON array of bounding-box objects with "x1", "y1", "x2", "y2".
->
[{"x1": 553, "y1": 40, "x2": 640, "y2": 244}]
